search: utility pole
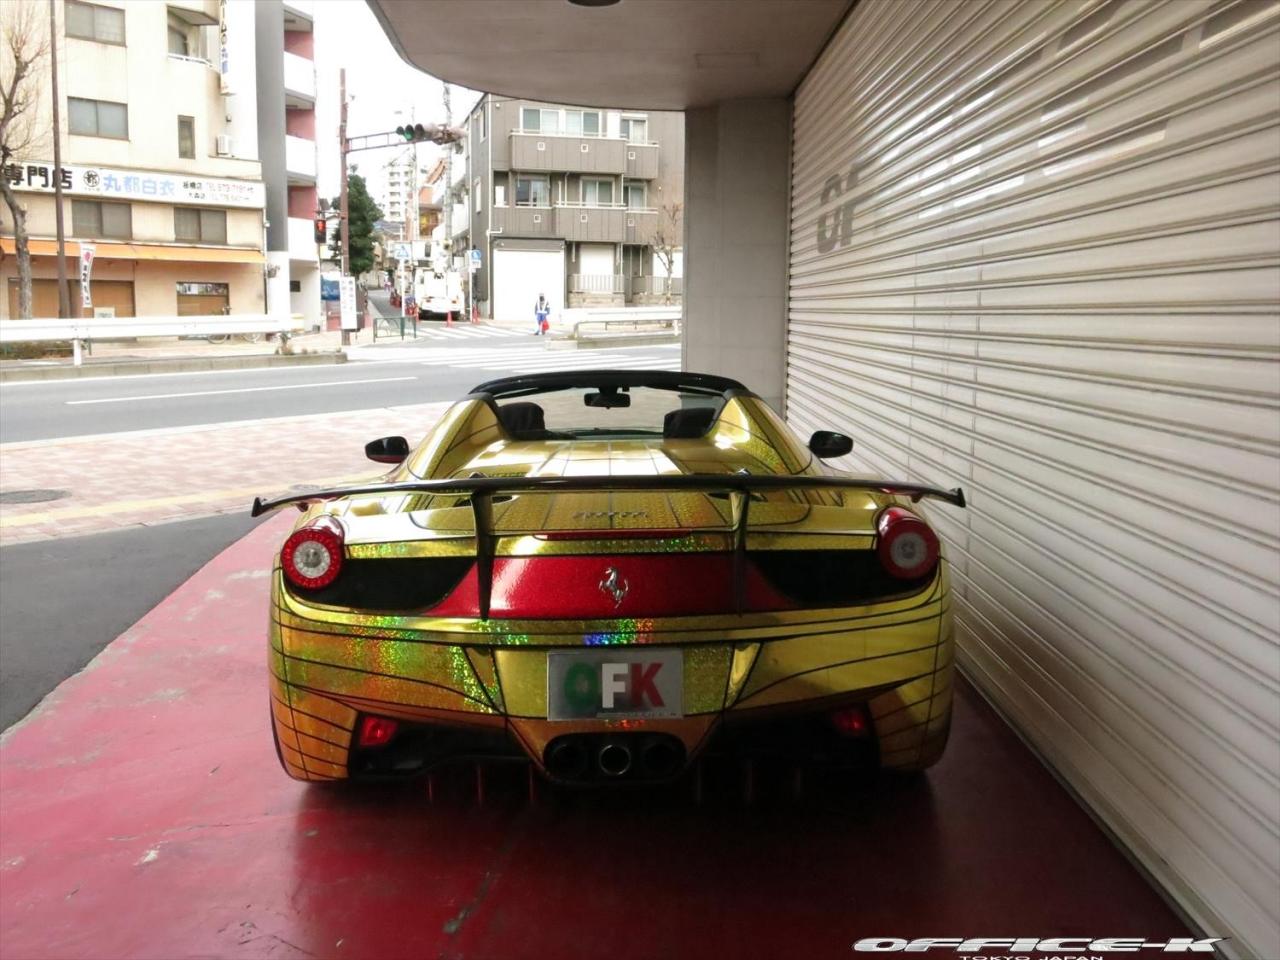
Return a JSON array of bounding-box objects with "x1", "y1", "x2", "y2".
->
[
  {"x1": 48, "y1": 0, "x2": 70, "y2": 320},
  {"x1": 442, "y1": 83, "x2": 452, "y2": 271},
  {"x1": 338, "y1": 68, "x2": 350, "y2": 346}
]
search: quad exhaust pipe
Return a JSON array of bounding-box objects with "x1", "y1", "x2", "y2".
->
[
  {"x1": 544, "y1": 734, "x2": 685, "y2": 782},
  {"x1": 597, "y1": 742, "x2": 633, "y2": 777}
]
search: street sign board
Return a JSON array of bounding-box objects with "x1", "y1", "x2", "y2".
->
[
  {"x1": 392, "y1": 243, "x2": 413, "y2": 262},
  {"x1": 468, "y1": 248, "x2": 482, "y2": 272},
  {"x1": 339, "y1": 276, "x2": 358, "y2": 330}
]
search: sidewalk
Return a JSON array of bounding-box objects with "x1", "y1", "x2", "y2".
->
[{"x1": 0, "y1": 401, "x2": 452, "y2": 545}]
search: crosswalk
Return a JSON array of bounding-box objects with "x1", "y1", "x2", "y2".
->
[
  {"x1": 377, "y1": 323, "x2": 533, "y2": 342},
  {"x1": 413, "y1": 345, "x2": 680, "y2": 375}
]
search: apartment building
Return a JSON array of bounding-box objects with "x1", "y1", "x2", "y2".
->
[
  {"x1": 463, "y1": 96, "x2": 683, "y2": 322},
  {"x1": 379, "y1": 152, "x2": 418, "y2": 233},
  {"x1": 0, "y1": 0, "x2": 319, "y2": 323},
  {"x1": 263, "y1": 0, "x2": 321, "y2": 326}
]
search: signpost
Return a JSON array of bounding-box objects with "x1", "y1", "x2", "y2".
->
[{"x1": 339, "y1": 276, "x2": 358, "y2": 332}]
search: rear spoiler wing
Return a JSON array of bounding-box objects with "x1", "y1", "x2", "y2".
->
[
  {"x1": 251, "y1": 474, "x2": 965, "y2": 519},
  {"x1": 252, "y1": 476, "x2": 964, "y2": 619}
]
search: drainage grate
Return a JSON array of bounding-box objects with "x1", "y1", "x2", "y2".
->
[{"x1": 0, "y1": 489, "x2": 71, "y2": 504}]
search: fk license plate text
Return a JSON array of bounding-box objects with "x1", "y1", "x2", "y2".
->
[{"x1": 546, "y1": 649, "x2": 683, "y2": 720}]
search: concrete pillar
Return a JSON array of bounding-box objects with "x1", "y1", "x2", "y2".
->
[
  {"x1": 682, "y1": 99, "x2": 791, "y2": 413},
  {"x1": 255, "y1": 0, "x2": 289, "y2": 321}
]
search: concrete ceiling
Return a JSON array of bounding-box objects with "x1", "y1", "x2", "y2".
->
[{"x1": 365, "y1": 0, "x2": 854, "y2": 110}]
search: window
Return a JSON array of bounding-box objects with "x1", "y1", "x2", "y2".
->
[
  {"x1": 624, "y1": 183, "x2": 647, "y2": 209},
  {"x1": 167, "y1": 14, "x2": 189, "y2": 56},
  {"x1": 65, "y1": 1, "x2": 125, "y2": 43},
  {"x1": 174, "y1": 207, "x2": 227, "y2": 244},
  {"x1": 67, "y1": 97, "x2": 128, "y2": 139},
  {"x1": 176, "y1": 281, "x2": 229, "y2": 315},
  {"x1": 521, "y1": 108, "x2": 560, "y2": 134},
  {"x1": 565, "y1": 110, "x2": 601, "y2": 136},
  {"x1": 473, "y1": 178, "x2": 482, "y2": 214},
  {"x1": 494, "y1": 182, "x2": 507, "y2": 207},
  {"x1": 177, "y1": 116, "x2": 195, "y2": 159},
  {"x1": 289, "y1": 280, "x2": 301, "y2": 293},
  {"x1": 621, "y1": 116, "x2": 648, "y2": 142},
  {"x1": 72, "y1": 200, "x2": 132, "y2": 239},
  {"x1": 476, "y1": 107, "x2": 486, "y2": 141},
  {"x1": 582, "y1": 178, "x2": 614, "y2": 206},
  {"x1": 515, "y1": 175, "x2": 550, "y2": 206}
]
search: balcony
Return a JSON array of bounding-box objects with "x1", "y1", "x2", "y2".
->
[
  {"x1": 283, "y1": 52, "x2": 315, "y2": 104},
  {"x1": 509, "y1": 131, "x2": 628, "y2": 176},
  {"x1": 287, "y1": 217, "x2": 319, "y2": 262},
  {"x1": 624, "y1": 142, "x2": 660, "y2": 180},
  {"x1": 493, "y1": 203, "x2": 659, "y2": 243},
  {"x1": 285, "y1": 135, "x2": 316, "y2": 183},
  {"x1": 492, "y1": 205, "x2": 556, "y2": 238}
]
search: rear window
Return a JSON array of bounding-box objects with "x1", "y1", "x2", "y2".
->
[{"x1": 496, "y1": 386, "x2": 721, "y2": 438}]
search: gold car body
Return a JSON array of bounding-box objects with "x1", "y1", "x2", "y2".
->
[{"x1": 266, "y1": 387, "x2": 955, "y2": 782}]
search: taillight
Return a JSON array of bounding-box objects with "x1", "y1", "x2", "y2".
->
[
  {"x1": 829, "y1": 705, "x2": 871, "y2": 737},
  {"x1": 876, "y1": 507, "x2": 939, "y2": 580},
  {"x1": 281, "y1": 518, "x2": 345, "y2": 589},
  {"x1": 357, "y1": 715, "x2": 398, "y2": 748}
]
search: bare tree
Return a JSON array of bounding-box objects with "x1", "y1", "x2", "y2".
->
[
  {"x1": 650, "y1": 202, "x2": 682, "y2": 305},
  {"x1": 0, "y1": 0, "x2": 48, "y2": 319}
]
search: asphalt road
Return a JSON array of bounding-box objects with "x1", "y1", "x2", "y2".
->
[
  {"x1": 0, "y1": 512, "x2": 262, "y2": 731},
  {"x1": 0, "y1": 338, "x2": 682, "y2": 442}
]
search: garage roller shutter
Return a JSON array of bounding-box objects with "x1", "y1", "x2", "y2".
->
[{"x1": 788, "y1": 1, "x2": 1279, "y2": 955}]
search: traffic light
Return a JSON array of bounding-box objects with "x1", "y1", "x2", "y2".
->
[
  {"x1": 395, "y1": 122, "x2": 464, "y2": 145},
  {"x1": 313, "y1": 217, "x2": 327, "y2": 244}
]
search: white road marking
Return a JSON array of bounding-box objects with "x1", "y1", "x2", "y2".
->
[{"x1": 64, "y1": 376, "x2": 416, "y2": 405}]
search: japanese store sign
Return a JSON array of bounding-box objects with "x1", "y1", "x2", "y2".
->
[{"x1": 5, "y1": 161, "x2": 265, "y2": 208}]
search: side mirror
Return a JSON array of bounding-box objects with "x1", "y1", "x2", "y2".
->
[
  {"x1": 365, "y1": 436, "x2": 410, "y2": 464},
  {"x1": 808, "y1": 430, "x2": 853, "y2": 459}
]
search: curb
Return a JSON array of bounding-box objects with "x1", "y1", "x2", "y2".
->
[{"x1": 0, "y1": 351, "x2": 347, "y2": 382}]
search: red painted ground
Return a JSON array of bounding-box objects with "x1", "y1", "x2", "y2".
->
[{"x1": 0, "y1": 516, "x2": 1191, "y2": 960}]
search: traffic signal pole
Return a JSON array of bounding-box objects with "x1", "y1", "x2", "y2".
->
[{"x1": 336, "y1": 93, "x2": 462, "y2": 346}]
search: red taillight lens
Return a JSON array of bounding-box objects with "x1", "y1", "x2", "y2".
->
[
  {"x1": 281, "y1": 520, "x2": 344, "y2": 589},
  {"x1": 876, "y1": 506, "x2": 939, "y2": 580},
  {"x1": 357, "y1": 715, "x2": 398, "y2": 748},
  {"x1": 829, "y1": 705, "x2": 871, "y2": 737}
]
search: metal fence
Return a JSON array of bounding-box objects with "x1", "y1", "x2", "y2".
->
[
  {"x1": 568, "y1": 274, "x2": 626, "y2": 294},
  {"x1": 626, "y1": 275, "x2": 683, "y2": 297}
]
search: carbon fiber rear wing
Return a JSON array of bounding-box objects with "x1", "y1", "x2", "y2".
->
[{"x1": 252, "y1": 475, "x2": 964, "y2": 618}]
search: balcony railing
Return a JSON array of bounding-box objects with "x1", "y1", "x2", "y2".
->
[
  {"x1": 627, "y1": 275, "x2": 683, "y2": 297},
  {"x1": 285, "y1": 135, "x2": 316, "y2": 181},
  {"x1": 283, "y1": 51, "x2": 315, "y2": 101},
  {"x1": 287, "y1": 217, "x2": 319, "y2": 262},
  {"x1": 569, "y1": 273, "x2": 626, "y2": 294}
]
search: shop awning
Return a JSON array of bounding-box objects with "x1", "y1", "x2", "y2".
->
[{"x1": 0, "y1": 238, "x2": 265, "y2": 263}]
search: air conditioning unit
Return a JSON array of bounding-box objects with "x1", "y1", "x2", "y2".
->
[{"x1": 215, "y1": 134, "x2": 234, "y2": 156}]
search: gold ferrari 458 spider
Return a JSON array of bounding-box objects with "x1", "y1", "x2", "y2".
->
[{"x1": 253, "y1": 370, "x2": 965, "y2": 785}]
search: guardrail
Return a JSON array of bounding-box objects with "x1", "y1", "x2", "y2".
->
[
  {"x1": 0, "y1": 314, "x2": 296, "y2": 365},
  {"x1": 565, "y1": 306, "x2": 680, "y2": 340}
]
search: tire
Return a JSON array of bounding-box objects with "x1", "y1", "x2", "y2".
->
[
  {"x1": 240, "y1": 332, "x2": 264, "y2": 343},
  {"x1": 206, "y1": 333, "x2": 230, "y2": 345}
]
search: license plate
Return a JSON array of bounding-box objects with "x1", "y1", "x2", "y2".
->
[{"x1": 547, "y1": 649, "x2": 683, "y2": 720}]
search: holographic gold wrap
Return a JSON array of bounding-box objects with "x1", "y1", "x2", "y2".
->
[{"x1": 267, "y1": 392, "x2": 956, "y2": 781}]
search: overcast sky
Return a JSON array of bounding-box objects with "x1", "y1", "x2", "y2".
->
[{"x1": 313, "y1": 1, "x2": 481, "y2": 208}]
